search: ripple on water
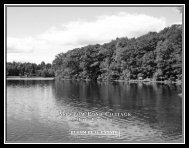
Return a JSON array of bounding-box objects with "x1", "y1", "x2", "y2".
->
[{"x1": 6, "y1": 80, "x2": 183, "y2": 143}]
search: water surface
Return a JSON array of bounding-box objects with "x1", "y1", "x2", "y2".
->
[{"x1": 6, "y1": 80, "x2": 183, "y2": 143}]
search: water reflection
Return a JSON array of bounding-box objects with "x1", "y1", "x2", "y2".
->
[
  {"x1": 53, "y1": 80, "x2": 182, "y2": 142},
  {"x1": 7, "y1": 80, "x2": 182, "y2": 143}
]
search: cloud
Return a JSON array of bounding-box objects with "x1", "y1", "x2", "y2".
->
[
  {"x1": 38, "y1": 12, "x2": 166, "y2": 46},
  {"x1": 176, "y1": 7, "x2": 183, "y2": 14},
  {"x1": 7, "y1": 12, "x2": 167, "y2": 63},
  {"x1": 7, "y1": 37, "x2": 35, "y2": 53}
]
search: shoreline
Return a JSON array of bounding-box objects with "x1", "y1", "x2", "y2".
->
[
  {"x1": 6, "y1": 76, "x2": 182, "y2": 84},
  {"x1": 113, "y1": 79, "x2": 182, "y2": 84},
  {"x1": 6, "y1": 76, "x2": 55, "y2": 80},
  {"x1": 59, "y1": 78, "x2": 182, "y2": 84}
]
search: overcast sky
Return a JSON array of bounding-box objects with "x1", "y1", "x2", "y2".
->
[{"x1": 7, "y1": 6, "x2": 183, "y2": 64}]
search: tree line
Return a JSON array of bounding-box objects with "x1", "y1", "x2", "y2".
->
[
  {"x1": 52, "y1": 24, "x2": 182, "y2": 82},
  {"x1": 6, "y1": 24, "x2": 182, "y2": 82},
  {"x1": 6, "y1": 61, "x2": 55, "y2": 77}
]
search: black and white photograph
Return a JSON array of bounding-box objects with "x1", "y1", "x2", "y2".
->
[{"x1": 4, "y1": 4, "x2": 185, "y2": 144}]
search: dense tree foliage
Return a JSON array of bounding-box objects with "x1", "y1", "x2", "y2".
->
[
  {"x1": 7, "y1": 24, "x2": 182, "y2": 82},
  {"x1": 52, "y1": 24, "x2": 182, "y2": 82},
  {"x1": 6, "y1": 61, "x2": 55, "y2": 77}
]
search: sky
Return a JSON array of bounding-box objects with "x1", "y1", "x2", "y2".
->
[{"x1": 6, "y1": 5, "x2": 183, "y2": 64}]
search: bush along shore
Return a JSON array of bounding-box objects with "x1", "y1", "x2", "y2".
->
[
  {"x1": 58, "y1": 77, "x2": 182, "y2": 84},
  {"x1": 53, "y1": 24, "x2": 182, "y2": 83}
]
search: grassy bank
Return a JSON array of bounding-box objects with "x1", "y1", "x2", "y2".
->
[{"x1": 6, "y1": 76, "x2": 55, "y2": 80}]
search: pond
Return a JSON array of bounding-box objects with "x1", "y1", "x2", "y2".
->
[{"x1": 6, "y1": 80, "x2": 183, "y2": 143}]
